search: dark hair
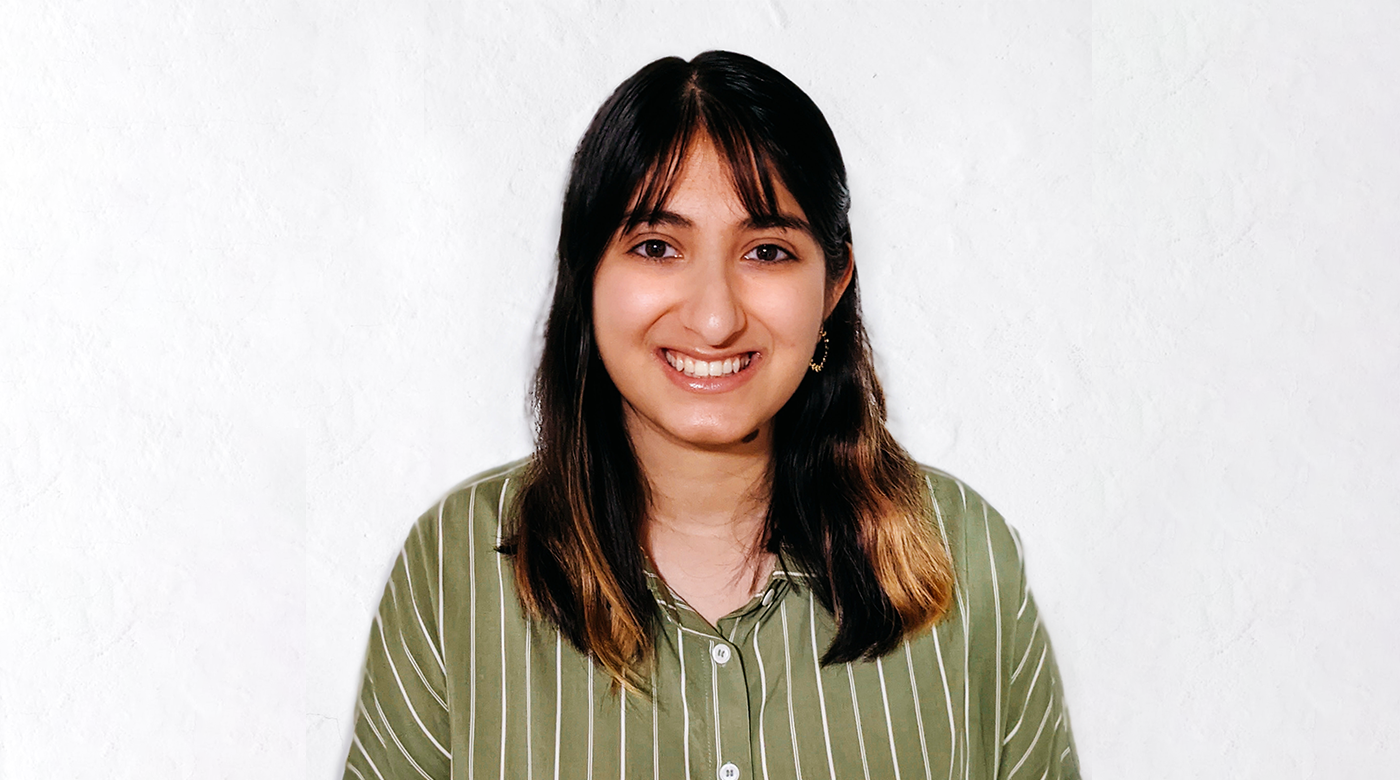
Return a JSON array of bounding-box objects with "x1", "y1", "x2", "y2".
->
[{"x1": 506, "y1": 51, "x2": 953, "y2": 690}]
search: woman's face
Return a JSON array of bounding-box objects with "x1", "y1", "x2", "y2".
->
[{"x1": 592, "y1": 136, "x2": 851, "y2": 454}]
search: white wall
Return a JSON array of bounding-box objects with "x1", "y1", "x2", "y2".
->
[{"x1": 2, "y1": 1, "x2": 1396, "y2": 777}]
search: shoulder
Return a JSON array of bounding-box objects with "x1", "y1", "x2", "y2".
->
[
  {"x1": 916, "y1": 464, "x2": 1027, "y2": 607},
  {"x1": 437, "y1": 457, "x2": 530, "y2": 523},
  {"x1": 400, "y1": 457, "x2": 532, "y2": 566}
]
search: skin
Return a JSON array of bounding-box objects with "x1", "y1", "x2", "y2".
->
[{"x1": 592, "y1": 135, "x2": 853, "y2": 625}]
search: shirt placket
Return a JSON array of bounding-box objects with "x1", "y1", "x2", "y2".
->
[
  {"x1": 713, "y1": 575, "x2": 794, "y2": 780},
  {"x1": 648, "y1": 572, "x2": 780, "y2": 780}
]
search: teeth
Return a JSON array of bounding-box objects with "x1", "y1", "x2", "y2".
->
[{"x1": 665, "y1": 350, "x2": 751, "y2": 378}]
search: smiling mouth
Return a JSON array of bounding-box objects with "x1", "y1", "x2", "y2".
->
[{"x1": 663, "y1": 349, "x2": 755, "y2": 379}]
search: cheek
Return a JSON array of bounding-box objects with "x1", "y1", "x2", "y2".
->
[
  {"x1": 592, "y1": 262, "x2": 667, "y2": 354},
  {"x1": 749, "y1": 277, "x2": 828, "y2": 348}
]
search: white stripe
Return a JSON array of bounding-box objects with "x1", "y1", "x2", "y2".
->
[
  {"x1": 961, "y1": 579, "x2": 970, "y2": 780},
  {"x1": 375, "y1": 613, "x2": 450, "y2": 758},
  {"x1": 439, "y1": 465, "x2": 524, "y2": 496},
  {"x1": 958, "y1": 491, "x2": 972, "y2": 780},
  {"x1": 780, "y1": 602, "x2": 803, "y2": 779},
  {"x1": 359, "y1": 699, "x2": 387, "y2": 747},
  {"x1": 1011, "y1": 617, "x2": 1041, "y2": 682},
  {"x1": 346, "y1": 762, "x2": 368, "y2": 780},
  {"x1": 498, "y1": 480, "x2": 510, "y2": 780},
  {"x1": 373, "y1": 692, "x2": 435, "y2": 780},
  {"x1": 876, "y1": 657, "x2": 902, "y2": 780},
  {"x1": 495, "y1": 479, "x2": 510, "y2": 546},
  {"x1": 754, "y1": 622, "x2": 770, "y2": 780},
  {"x1": 846, "y1": 665, "x2": 871, "y2": 780},
  {"x1": 554, "y1": 631, "x2": 562, "y2": 780},
  {"x1": 711, "y1": 641, "x2": 722, "y2": 772},
  {"x1": 678, "y1": 627, "x2": 692, "y2": 777},
  {"x1": 903, "y1": 642, "x2": 932, "y2": 780},
  {"x1": 1003, "y1": 645, "x2": 1049, "y2": 746},
  {"x1": 526, "y1": 624, "x2": 533, "y2": 780},
  {"x1": 353, "y1": 734, "x2": 388, "y2": 780},
  {"x1": 403, "y1": 545, "x2": 447, "y2": 676},
  {"x1": 931, "y1": 630, "x2": 957, "y2": 780},
  {"x1": 809, "y1": 598, "x2": 836, "y2": 780},
  {"x1": 923, "y1": 465, "x2": 958, "y2": 481},
  {"x1": 620, "y1": 683, "x2": 627, "y2": 780},
  {"x1": 1006, "y1": 693, "x2": 1055, "y2": 779},
  {"x1": 1010, "y1": 527, "x2": 1025, "y2": 568},
  {"x1": 443, "y1": 461, "x2": 526, "y2": 495},
  {"x1": 468, "y1": 484, "x2": 479, "y2": 774},
  {"x1": 399, "y1": 628, "x2": 447, "y2": 711},
  {"x1": 651, "y1": 664, "x2": 659, "y2": 780},
  {"x1": 1053, "y1": 678, "x2": 1064, "y2": 735},
  {"x1": 984, "y1": 506, "x2": 1003, "y2": 772},
  {"x1": 587, "y1": 657, "x2": 595, "y2": 780},
  {"x1": 436, "y1": 496, "x2": 446, "y2": 669},
  {"x1": 672, "y1": 623, "x2": 720, "y2": 641}
]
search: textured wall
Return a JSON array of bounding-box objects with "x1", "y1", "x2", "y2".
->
[{"x1": 2, "y1": 1, "x2": 1397, "y2": 778}]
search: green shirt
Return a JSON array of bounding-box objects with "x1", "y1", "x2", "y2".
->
[{"x1": 344, "y1": 459, "x2": 1080, "y2": 780}]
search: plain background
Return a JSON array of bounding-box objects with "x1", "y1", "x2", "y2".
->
[{"x1": 3, "y1": 1, "x2": 1397, "y2": 777}]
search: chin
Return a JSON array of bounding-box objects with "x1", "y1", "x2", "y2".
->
[{"x1": 669, "y1": 422, "x2": 765, "y2": 450}]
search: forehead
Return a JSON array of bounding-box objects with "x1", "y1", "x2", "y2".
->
[{"x1": 667, "y1": 140, "x2": 748, "y2": 212}]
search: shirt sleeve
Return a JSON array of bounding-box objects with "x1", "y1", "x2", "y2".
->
[
  {"x1": 344, "y1": 517, "x2": 453, "y2": 780},
  {"x1": 998, "y1": 529, "x2": 1080, "y2": 780}
]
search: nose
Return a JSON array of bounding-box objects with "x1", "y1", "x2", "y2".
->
[{"x1": 678, "y1": 256, "x2": 745, "y2": 346}]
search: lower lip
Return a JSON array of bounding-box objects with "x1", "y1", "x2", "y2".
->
[{"x1": 657, "y1": 350, "x2": 761, "y2": 393}]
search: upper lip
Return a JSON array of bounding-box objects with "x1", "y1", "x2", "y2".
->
[{"x1": 661, "y1": 347, "x2": 756, "y2": 361}]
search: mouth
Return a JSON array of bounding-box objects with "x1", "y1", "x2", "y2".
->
[{"x1": 662, "y1": 349, "x2": 755, "y2": 379}]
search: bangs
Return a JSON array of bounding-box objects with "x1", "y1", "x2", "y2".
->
[{"x1": 621, "y1": 98, "x2": 791, "y2": 233}]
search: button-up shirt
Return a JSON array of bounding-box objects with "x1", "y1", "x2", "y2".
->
[{"x1": 344, "y1": 459, "x2": 1080, "y2": 780}]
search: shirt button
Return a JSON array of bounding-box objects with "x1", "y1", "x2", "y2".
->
[
  {"x1": 718, "y1": 762, "x2": 740, "y2": 780},
  {"x1": 710, "y1": 643, "x2": 732, "y2": 665}
]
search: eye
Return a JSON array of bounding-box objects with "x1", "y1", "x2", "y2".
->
[
  {"x1": 628, "y1": 239, "x2": 680, "y2": 260},
  {"x1": 744, "y1": 244, "x2": 794, "y2": 263}
]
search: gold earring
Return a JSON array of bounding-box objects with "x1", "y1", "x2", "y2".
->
[{"x1": 809, "y1": 327, "x2": 829, "y2": 372}]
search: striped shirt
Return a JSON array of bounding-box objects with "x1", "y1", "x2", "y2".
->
[{"x1": 344, "y1": 458, "x2": 1080, "y2": 780}]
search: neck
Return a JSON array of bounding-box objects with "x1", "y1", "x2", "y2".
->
[
  {"x1": 625, "y1": 409, "x2": 776, "y2": 622},
  {"x1": 634, "y1": 436, "x2": 770, "y2": 530}
]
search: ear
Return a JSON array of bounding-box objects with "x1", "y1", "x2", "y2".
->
[{"x1": 824, "y1": 243, "x2": 855, "y2": 319}]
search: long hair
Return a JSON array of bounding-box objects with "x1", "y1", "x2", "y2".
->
[{"x1": 505, "y1": 51, "x2": 954, "y2": 690}]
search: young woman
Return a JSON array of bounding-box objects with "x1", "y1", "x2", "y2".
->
[{"x1": 344, "y1": 51, "x2": 1079, "y2": 780}]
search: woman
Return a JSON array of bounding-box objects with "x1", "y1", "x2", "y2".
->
[{"x1": 344, "y1": 51, "x2": 1079, "y2": 780}]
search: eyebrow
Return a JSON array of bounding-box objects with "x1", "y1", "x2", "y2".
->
[
  {"x1": 621, "y1": 209, "x2": 813, "y2": 236},
  {"x1": 742, "y1": 213, "x2": 812, "y2": 235},
  {"x1": 622, "y1": 210, "x2": 694, "y2": 229}
]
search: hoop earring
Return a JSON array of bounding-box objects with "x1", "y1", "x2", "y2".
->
[{"x1": 809, "y1": 327, "x2": 830, "y2": 373}]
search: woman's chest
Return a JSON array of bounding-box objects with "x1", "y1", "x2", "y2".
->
[{"x1": 442, "y1": 585, "x2": 999, "y2": 780}]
